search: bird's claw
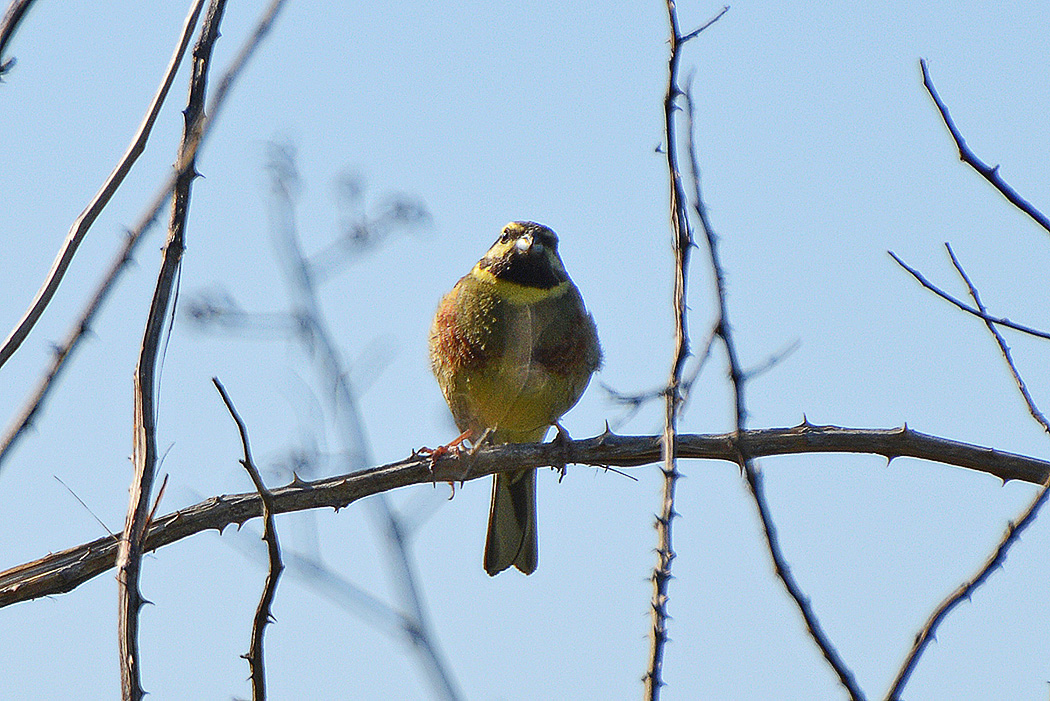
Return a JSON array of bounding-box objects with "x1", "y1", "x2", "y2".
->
[{"x1": 417, "y1": 429, "x2": 475, "y2": 487}]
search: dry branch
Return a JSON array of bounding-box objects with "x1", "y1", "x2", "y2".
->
[
  {"x1": 214, "y1": 379, "x2": 283, "y2": 701},
  {"x1": 0, "y1": 0, "x2": 208, "y2": 371},
  {"x1": 682, "y1": 81, "x2": 864, "y2": 695},
  {"x1": 0, "y1": 0, "x2": 290, "y2": 471},
  {"x1": 885, "y1": 248, "x2": 1050, "y2": 700},
  {"x1": 0, "y1": 0, "x2": 36, "y2": 74},
  {"x1": 264, "y1": 146, "x2": 461, "y2": 701},
  {"x1": 2, "y1": 425, "x2": 1045, "y2": 611},
  {"x1": 920, "y1": 58, "x2": 1050, "y2": 236},
  {"x1": 645, "y1": 2, "x2": 708, "y2": 696},
  {"x1": 116, "y1": 3, "x2": 226, "y2": 698}
]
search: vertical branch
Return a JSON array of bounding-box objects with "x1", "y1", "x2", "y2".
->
[
  {"x1": 213, "y1": 379, "x2": 284, "y2": 701},
  {"x1": 0, "y1": 0, "x2": 209, "y2": 370},
  {"x1": 114, "y1": 3, "x2": 227, "y2": 699},
  {"x1": 661, "y1": 5, "x2": 863, "y2": 697},
  {"x1": 681, "y1": 66, "x2": 867, "y2": 701},
  {"x1": 645, "y1": 4, "x2": 727, "y2": 698}
]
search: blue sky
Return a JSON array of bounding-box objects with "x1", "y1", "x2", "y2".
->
[{"x1": 2, "y1": 1, "x2": 1050, "y2": 698}]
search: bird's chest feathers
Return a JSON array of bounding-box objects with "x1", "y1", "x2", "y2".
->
[{"x1": 441, "y1": 282, "x2": 578, "y2": 433}]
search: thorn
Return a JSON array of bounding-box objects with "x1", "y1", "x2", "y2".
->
[
  {"x1": 552, "y1": 423, "x2": 573, "y2": 481},
  {"x1": 289, "y1": 472, "x2": 309, "y2": 487},
  {"x1": 799, "y1": 414, "x2": 811, "y2": 428}
]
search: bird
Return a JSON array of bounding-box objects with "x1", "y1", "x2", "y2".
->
[{"x1": 429, "y1": 221, "x2": 602, "y2": 575}]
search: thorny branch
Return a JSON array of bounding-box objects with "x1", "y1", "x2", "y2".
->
[
  {"x1": 116, "y1": 3, "x2": 226, "y2": 698},
  {"x1": 0, "y1": 0, "x2": 291, "y2": 471},
  {"x1": 214, "y1": 379, "x2": 283, "y2": 701},
  {"x1": 0, "y1": 0, "x2": 209, "y2": 371},
  {"x1": 884, "y1": 63, "x2": 1050, "y2": 699},
  {"x1": 920, "y1": 58, "x2": 1050, "y2": 236},
  {"x1": 0, "y1": 0, "x2": 35, "y2": 74},
  {"x1": 3, "y1": 425, "x2": 1047, "y2": 611},
  {"x1": 680, "y1": 33, "x2": 865, "y2": 701},
  {"x1": 645, "y1": 5, "x2": 727, "y2": 698},
  {"x1": 884, "y1": 245, "x2": 1050, "y2": 700}
]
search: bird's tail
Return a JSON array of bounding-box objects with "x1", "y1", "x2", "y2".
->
[{"x1": 484, "y1": 469, "x2": 538, "y2": 575}]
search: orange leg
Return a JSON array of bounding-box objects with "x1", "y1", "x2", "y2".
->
[
  {"x1": 417, "y1": 429, "x2": 476, "y2": 486},
  {"x1": 419, "y1": 429, "x2": 474, "y2": 461}
]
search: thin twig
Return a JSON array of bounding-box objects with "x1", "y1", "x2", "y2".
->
[
  {"x1": 0, "y1": 0, "x2": 290, "y2": 472},
  {"x1": 0, "y1": 0, "x2": 35, "y2": 74},
  {"x1": 213, "y1": 378, "x2": 283, "y2": 701},
  {"x1": 54, "y1": 475, "x2": 115, "y2": 537},
  {"x1": 884, "y1": 246, "x2": 1050, "y2": 700},
  {"x1": 3, "y1": 425, "x2": 1050, "y2": 609},
  {"x1": 0, "y1": 0, "x2": 208, "y2": 370},
  {"x1": 645, "y1": 2, "x2": 716, "y2": 696},
  {"x1": 889, "y1": 251, "x2": 1050, "y2": 341},
  {"x1": 115, "y1": 4, "x2": 226, "y2": 698},
  {"x1": 265, "y1": 147, "x2": 461, "y2": 701},
  {"x1": 741, "y1": 338, "x2": 802, "y2": 382},
  {"x1": 683, "y1": 69, "x2": 866, "y2": 701},
  {"x1": 605, "y1": 327, "x2": 717, "y2": 429},
  {"x1": 920, "y1": 59, "x2": 1050, "y2": 236},
  {"x1": 946, "y1": 245, "x2": 1050, "y2": 431}
]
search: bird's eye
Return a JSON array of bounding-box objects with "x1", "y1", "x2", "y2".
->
[{"x1": 499, "y1": 229, "x2": 512, "y2": 244}]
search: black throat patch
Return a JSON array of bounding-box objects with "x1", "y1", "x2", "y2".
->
[{"x1": 479, "y1": 249, "x2": 565, "y2": 289}]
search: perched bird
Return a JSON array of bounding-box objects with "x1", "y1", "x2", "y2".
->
[{"x1": 429, "y1": 221, "x2": 602, "y2": 575}]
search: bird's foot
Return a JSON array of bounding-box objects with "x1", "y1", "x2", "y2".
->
[{"x1": 417, "y1": 429, "x2": 475, "y2": 486}]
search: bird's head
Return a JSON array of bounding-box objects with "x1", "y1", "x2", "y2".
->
[{"x1": 474, "y1": 221, "x2": 568, "y2": 290}]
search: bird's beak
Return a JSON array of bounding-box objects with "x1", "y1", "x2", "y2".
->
[{"x1": 515, "y1": 233, "x2": 537, "y2": 253}]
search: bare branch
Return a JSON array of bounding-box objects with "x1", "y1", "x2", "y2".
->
[
  {"x1": 945, "y1": 245, "x2": 1050, "y2": 432},
  {"x1": 265, "y1": 146, "x2": 461, "y2": 701},
  {"x1": 0, "y1": 0, "x2": 291, "y2": 472},
  {"x1": 116, "y1": 3, "x2": 226, "y2": 698},
  {"x1": 645, "y1": 1, "x2": 711, "y2": 695},
  {"x1": 0, "y1": 0, "x2": 35, "y2": 74},
  {"x1": 2, "y1": 425, "x2": 1048, "y2": 610},
  {"x1": 213, "y1": 379, "x2": 283, "y2": 701},
  {"x1": 889, "y1": 251, "x2": 1050, "y2": 341},
  {"x1": 0, "y1": 0, "x2": 208, "y2": 370},
  {"x1": 885, "y1": 246, "x2": 1050, "y2": 700},
  {"x1": 920, "y1": 59, "x2": 1050, "y2": 236},
  {"x1": 682, "y1": 76, "x2": 865, "y2": 697},
  {"x1": 679, "y1": 5, "x2": 729, "y2": 43}
]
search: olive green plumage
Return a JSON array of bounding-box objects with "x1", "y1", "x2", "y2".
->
[{"x1": 429, "y1": 222, "x2": 601, "y2": 575}]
